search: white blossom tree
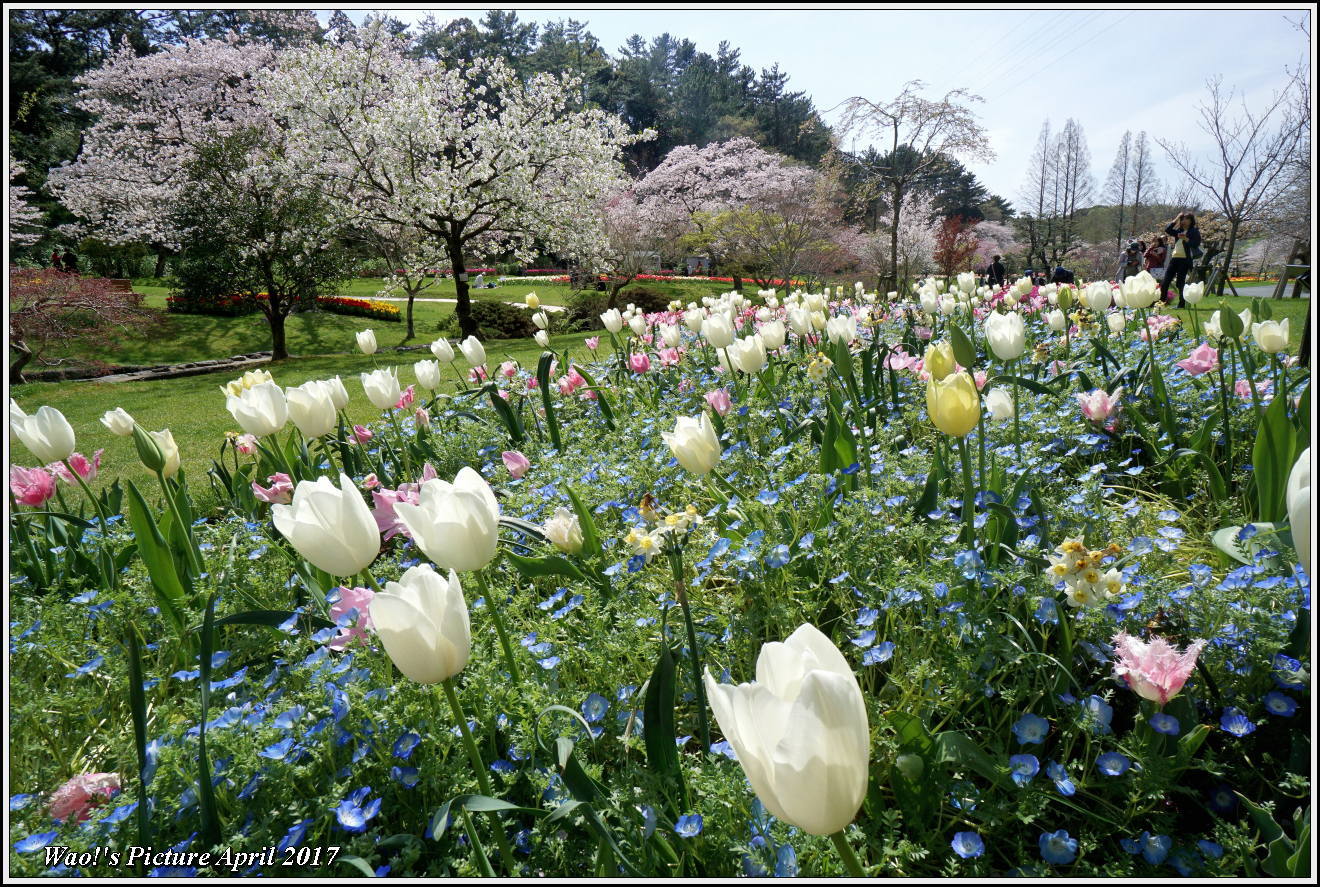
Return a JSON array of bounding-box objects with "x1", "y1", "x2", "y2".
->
[
  {"x1": 262, "y1": 26, "x2": 646, "y2": 338},
  {"x1": 8, "y1": 156, "x2": 44, "y2": 248}
]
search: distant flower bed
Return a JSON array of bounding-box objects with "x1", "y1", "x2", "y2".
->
[
  {"x1": 498, "y1": 275, "x2": 571, "y2": 284},
  {"x1": 521, "y1": 268, "x2": 569, "y2": 276},
  {"x1": 166, "y1": 293, "x2": 399, "y2": 321},
  {"x1": 317, "y1": 296, "x2": 400, "y2": 322}
]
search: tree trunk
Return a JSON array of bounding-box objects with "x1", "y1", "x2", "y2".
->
[
  {"x1": 890, "y1": 182, "x2": 901, "y2": 293},
  {"x1": 404, "y1": 291, "x2": 416, "y2": 342},
  {"x1": 10, "y1": 342, "x2": 32, "y2": 384},
  {"x1": 446, "y1": 232, "x2": 477, "y2": 340},
  {"x1": 607, "y1": 279, "x2": 626, "y2": 309},
  {"x1": 268, "y1": 308, "x2": 289, "y2": 361},
  {"x1": 153, "y1": 249, "x2": 168, "y2": 279},
  {"x1": 1216, "y1": 221, "x2": 1241, "y2": 298}
]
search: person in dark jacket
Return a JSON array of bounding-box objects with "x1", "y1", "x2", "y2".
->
[
  {"x1": 61, "y1": 250, "x2": 78, "y2": 273},
  {"x1": 988, "y1": 255, "x2": 1006, "y2": 288},
  {"x1": 50, "y1": 249, "x2": 63, "y2": 271},
  {"x1": 1161, "y1": 212, "x2": 1201, "y2": 306},
  {"x1": 1051, "y1": 264, "x2": 1074, "y2": 285}
]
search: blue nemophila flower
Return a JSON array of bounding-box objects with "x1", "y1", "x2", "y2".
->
[
  {"x1": 862, "y1": 642, "x2": 895, "y2": 666},
  {"x1": 1034, "y1": 597, "x2": 1059, "y2": 625},
  {"x1": 674, "y1": 814, "x2": 703, "y2": 838},
  {"x1": 856, "y1": 607, "x2": 879, "y2": 626},
  {"x1": 1080, "y1": 695, "x2": 1113, "y2": 735},
  {"x1": 1219, "y1": 707, "x2": 1256, "y2": 736},
  {"x1": 278, "y1": 819, "x2": 311, "y2": 853},
  {"x1": 1096, "y1": 752, "x2": 1130, "y2": 776},
  {"x1": 1012, "y1": 713, "x2": 1049, "y2": 745},
  {"x1": 1197, "y1": 839, "x2": 1224, "y2": 859},
  {"x1": 1271, "y1": 654, "x2": 1308, "y2": 690},
  {"x1": 1138, "y1": 831, "x2": 1172, "y2": 865},
  {"x1": 393, "y1": 731, "x2": 421, "y2": 760},
  {"x1": 1046, "y1": 761, "x2": 1075, "y2": 796},
  {"x1": 1262, "y1": 691, "x2": 1297, "y2": 717},
  {"x1": 1039, "y1": 829, "x2": 1078, "y2": 865},
  {"x1": 774, "y1": 843, "x2": 798, "y2": 877},
  {"x1": 756, "y1": 489, "x2": 779, "y2": 505},
  {"x1": 335, "y1": 787, "x2": 381, "y2": 834},
  {"x1": 10, "y1": 793, "x2": 35, "y2": 811},
  {"x1": 273, "y1": 705, "x2": 306, "y2": 730},
  {"x1": 765, "y1": 545, "x2": 791, "y2": 568},
  {"x1": 390, "y1": 766, "x2": 419, "y2": 788},
  {"x1": 581, "y1": 693, "x2": 610, "y2": 724},
  {"x1": 489, "y1": 760, "x2": 515, "y2": 774},
  {"x1": 14, "y1": 831, "x2": 58, "y2": 853},
  {"x1": 951, "y1": 831, "x2": 985, "y2": 859},
  {"x1": 1207, "y1": 784, "x2": 1238, "y2": 815},
  {"x1": 1009, "y1": 754, "x2": 1040, "y2": 786},
  {"x1": 259, "y1": 737, "x2": 294, "y2": 760},
  {"x1": 1149, "y1": 712, "x2": 1181, "y2": 735},
  {"x1": 850, "y1": 630, "x2": 876, "y2": 648},
  {"x1": 67, "y1": 655, "x2": 104, "y2": 678}
]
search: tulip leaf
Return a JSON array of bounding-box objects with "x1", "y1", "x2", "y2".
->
[
  {"x1": 197, "y1": 593, "x2": 223, "y2": 847},
  {"x1": 1220, "y1": 302, "x2": 1244, "y2": 339},
  {"x1": 205, "y1": 609, "x2": 334, "y2": 632},
  {"x1": 123, "y1": 626, "x2": 153, "y2": 852},
  {"x1": 9, "y1": 511, "x2": 96, "y2": 528},
  {"x1": 556, "y1": 736, "x2": 603, "y2": 803},
  {"x1": 1252, "y1": 392, "x2": 1295, "y2": 523},
  {"x1": 123, "y1": 479, "x2": 187, "y2": 636},
  {"x1": 933, "y1": 731, "x2": 1009, "y2": 789},
  {"x1": 537, "y1": 351, "x2": 563, "y2": 450},
  {"x1": 482, "y1": 382, "x2": 525, "y2": 444},
  {"x1": 913, "y1": 443, "x2": 945, "y2": 520},
  {"x1": 430, "y1": 794, "x2": 544, "y2": 839},
  {"x1": 1175, "y1": 723, "x2": 1213, "y2": 768},
  {"x1": 563, "y1": 484, "x2": 601, "y2": 559},
  {"x1": 499, "y1": 515, "x2": 549, "y2": 543},
  {"x1": 570, "y1": 366, "x2": 615, "y2": 430},
  {"x1": 988, "y1": 374, "x2": 1055, "y2": 397},
  {"x1": 335, "y1": 855, "x2": 379, "y2": 878},
  {"x1": 506, "y1": 551, "x2": 587, "y2": 582},
  {"x1": 544, "y1": 799, "x2": 587, "y2": 825},
  {"x1": 1167, "y1": 448, "x2": 1229, "y2": 502},
  {"x1": 643, "y1": 643, "x2": 686, "y2": 807},
  {"x1": 949, "y1": 323, "x2": 978, "y2": 369}
]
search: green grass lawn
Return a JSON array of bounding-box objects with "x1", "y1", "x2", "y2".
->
[
  {"x1": 11, "y1": 331, "x2": 582, "y2": 504},
  {"x1": 1168, "y1": 295, "x2": 1309, "y2": 348}
]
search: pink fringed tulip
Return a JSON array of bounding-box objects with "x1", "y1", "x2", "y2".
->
[
  {"x1": 10, "y1": 465, "x2": 57, "y2": 506},
  {"x1": 502, "y1": 450, "x2": 531, "y2": 479},
  {"x1": 48, "y1": 449, "x2": 104, "y2": 483},
  {"x1": 48, "y1": 773, "x2": 120, "y2": 823},
  {"x1": 1112, "y1": 632, "x2": 1206, "y2": 707},
  {"x1": 585, "y1": 336, "x2": 600, "y2": 351},
  {"x1": 394, "y1": 384, "x2": 416, "y2": 411},
  {"x1": 328, "y1": 585, "x2": 376, "y2": 651},
  {"x1": 1077, "y1": 387, "x2": 1123, "y2": 424},
  {"x1": 500, "y1": 360, "x2": 519, "y2": 379},
  {"x1": 704, "y1": 388, "x2": 733, "y2": 416},
  {"x1": 1175, "y1": 343, "x2": 1219, "y2": 377},
  {"x1": 252, "y1": 472, "x2": 295, "y2": 505},
  {"x1": 235, "y1": 433, "x2": 258, "y2": 455}
]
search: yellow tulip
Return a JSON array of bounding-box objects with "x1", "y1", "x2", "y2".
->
[
  {"x1": 924, "y1": 341, "x2": 956, "y2": 381},
  {"x1": 927, "y1": 371, "x2": 980, "y2": 437}
]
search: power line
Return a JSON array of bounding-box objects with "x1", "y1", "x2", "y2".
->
[
  {"x1": 942, "y1": 11, "x2": 1055, "y2": 94},
  {"x1": 989, "y1": 12, "x2": 1133, "y2": 104},
  {"x1": 963, "y1": 10, "x2": 1079, "y2": 96}
]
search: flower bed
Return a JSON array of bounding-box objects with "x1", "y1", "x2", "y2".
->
[
  {"x1": 317, "y1": 295, "x2": 401, "y2": 322},
  {"x1": 165, "y1": 293, "x2": 399, "y2": 322}
]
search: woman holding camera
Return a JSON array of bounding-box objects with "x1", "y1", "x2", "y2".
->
[{"x1": 1161, "y1": 212, "x2": 1200, "y2": 306}]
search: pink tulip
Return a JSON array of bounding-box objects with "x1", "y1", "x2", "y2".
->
[
  {"x1": 585, "y1": 336, "x2": 600, "y2": 351},
  {"x1": 394, "y1": 384, "x2": 416, "y2": 410},
  {"x1": 629, "y1": 352, "x2": 652, "y2": 374},
  {"x1": 500, "y1": 360, "x2": 518, "y2": 379},
  {"x1": 1236, "y1": 379, "x2": 1273, "y2": 401},
  {"x1": 328, "y1": 586, "x2": 375, "y2": 651},
  {"x1": 48, "y1": 773, "x2": 120, "y2": 823},
  {"x1": 414, "y1": 407, "x2": 430, "y2": 427},
  {"x1": 10, "y1": 465, "x2": 57, "y2": 506},
  {"x1": 658, "y1": 347, "x2": 682, "y2": 368},
  {"x1": 1175, "y1": 343, "x2": 1219, "y2": 377},
  {"x1": 252, "y1": 472, "x2": 294, "y2": 505},
  {"x1": 973, "y1": 370, "x2": 988, "y2": 391},
  {"x1": 498, "y1": 389, "x2": 511, "y2": 400},
  {"x1": 503, "y1": 450, "x2": 531, "y2": 479},
  {"x1": 352, "y1": 424, "x2": 373, "y2": 444},
  {"x1": 469, "y1": 366, "x2": 488, "y2": 383},
  {"x1": 526, "y1": 376, "x2": 540, "y2": 390},
  {"x1": 704, "y1": 388, "x2": 733, "y2": 416},
  {"x1": 363, "y1": 473, "x2": 381, "y2": 489},
  {"x1": 557, "y1": 376, "x2": 576, "y2": 396},
  {"x1": 47, "y1": 449, "x2": 104, "y2": 483},
  {"x1": 1077, "y1": 388, "x2": 1123, "y2": 423},
  {"x1": 1112, "y1": 631, "x2": 1206, "y2": 707},
  {"x1": 235, "y1": 433, "x2": 258, "y2": 455}
]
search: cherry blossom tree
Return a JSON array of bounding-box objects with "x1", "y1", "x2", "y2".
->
[
  {"x1": 45, "y1": 36, "x2": 279, "y2": 251},
  {"x1": 8, "y1": 156, "x2": 44, "y2": 249},
  {"x1": 971, "y1": 220, "x2": 1020, "y2": 272},
  {"x1": 588, "y1": 188, "x2": 679, "y2": 307},
  {"x1": 262, "y1": 26, "x2": 646, "y2": 338},
  {"x1": 859, "y1": 191, "x2": 938, "y2": 291}
]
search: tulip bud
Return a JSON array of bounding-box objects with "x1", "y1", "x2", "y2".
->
[
  {"x1": 370, "y1": 564, "x2": 470, "y2": 684},
  {"x1": 356, "y1": 329, "x2": 377, "y2": 355},
  {"x1": 727, "y1": 334, "x2": 768, "y2": 375},
  {"x1": 1107, "y1": 312, "x2": 1126, "y2": 334},
  {"x1": 704, "y1": 624, "x2": 869, "y2": 835},
  {"x1": 926, "y1": 371, "x2": 980, "y2": 437}
]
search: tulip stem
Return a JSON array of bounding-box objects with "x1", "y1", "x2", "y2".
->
[
  {"x1": 1011, "y1": 359, "x2": 1022, "y2": 463},
  {"x1": 441, "y1": 679, "x2": 517, "y2": 874},
  {"x1": 62, "y1": 458, "x2": 111, "y2": 540},
  {"x1": 829, "y1": 830, "x2": 866, "y2": 877},
  {"x1": 668, "y1": 548, "x2": 712, "y2": 754},
  {"x1": 956, "y1": 435, "x2": 976, "y2": 548},
  {"x1": 474, "y1": 569, "x2": 521, "y2": 683}
]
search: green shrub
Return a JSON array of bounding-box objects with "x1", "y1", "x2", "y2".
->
[
  {"x1": 437, "y1": 299, "x2": 536, "y2": 340},
  {"x1": 560, "y1": 286, "x2": 676, "y2": 332}
]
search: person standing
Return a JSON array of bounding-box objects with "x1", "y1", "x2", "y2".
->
[
  {"x1": 988, "y1": 255, "x2": 1006, "y2": 288},
  {"x1": 1161, "y1": 212, "x2": 1201, "y2": 306},
  {"x1": 1144, "y1": 236, "x2": 1168, "y2": 283},
  {"x1": 61, "y1": 249, "x2": 78, "y2": 273},
  {"x1": 1117, "y1": 243, "x2": 1142, "y2": 281},
  {"x1": 50, "y1": 249, "x2": 62, "y2": 271}
]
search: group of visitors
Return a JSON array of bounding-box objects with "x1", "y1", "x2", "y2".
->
[
  {"x1": 1116, "y1": 211, "x2": 1201, "y2": 307},
  {"x1": 49, "y1": 249, "x2": 79, "y2": 272}
]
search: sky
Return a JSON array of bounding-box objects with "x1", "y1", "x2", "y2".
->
[{"x1": 323, "y1": 6, "x2": 1311, "y2": 209}]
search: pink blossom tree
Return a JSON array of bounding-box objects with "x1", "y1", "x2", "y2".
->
[{"x1": 8, "y1": 156, "x2": 44, "y2": 249}]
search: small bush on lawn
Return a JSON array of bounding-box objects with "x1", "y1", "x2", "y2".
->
[
  {"x1": 436, "y1": 299, "x2": 536, "y2": 340},
  {"x1": 561, "y1": 286, "x2": 675, "y2": 332}
]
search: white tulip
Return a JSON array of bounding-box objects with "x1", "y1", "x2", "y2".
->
[
  {"x1": 532, "y1": 310, "x2": 549, "y2": 330},
  {"x1": 759, "y1": 319, "x2": 787, "y2": 351},
  {"x1": 414, "y1": 359, "x2": 442, "y2": 392},
  {"x1": 984, "y1": 311, "x2": 1026, "y2": 361},
  {"x1": 628, "y1": 313, "x2": 649, "y2": 338},
  {"x1": 100, "y1": 407, "x2": 136, "y2": 437},
  {"x1": 13, "y1": 404, "x2": 76, "y2": 463},
  {"x1": 459, "y1": 335, "x2": 486, "y2": 367},
  {"x1": 728, "y1": 334, "x2": 768, "y2": 375},
  {"x1": 395, "y1": 467, "x2": 500, "y2": 572},
  {"x1": 1046, "y1": 309, "x2": 1067, "y2": 332},
  {"x1": 683, "y1": 308, "x2": 705, "y2": 334},
  {"x1": 533, "y1": 330, "x2": 550, "y2": 348},
  {"x1": 1182, "y1": 282, "x2": 1205, "y2": 304},
  {"x1": 1252, "y1": 319, "x2": 1290, "y2": 354},
  {"x1": 285, "y1": 381, "x2": 338, "y2": 438},
  {"x1": 323, "y1": 376, "x2": 351, "y2": 411},
  {"x1": 1287, "y1": 448, "x2": 1310, "y2": 577},
  {"x1": 431, "y1": 338, "x2": 456, "y2": 363},
  {"x1": 271, "y1": 473, "x2": 380, "y2": 578},
  {"x1": 703, "y1": 313, "x2": 735, "y2": 349},
  {"x1": 825, "y1": 314, "x2": 857, "y2": 346},
  {"x1": 985, "y1": 387, "x2": 1015, "y2": 423},
  {"x1": 361, "y1": 367, "x2": 402, "y2": 410},
  {"x1": 1107, "y1": 311, "x2": 1127, "y2": 334},
  {"x1": 543, "y1": 506, "x2": 584, "y2": 555},
  {"x1": 148, "y1": 429, "x2": 181, "y2": 479},
  {"x1": 662, "y1": 413, "x2": 722, "y2": 476},
  {"x1": 356, "y1": 329, "x2": 377, "y2": 355},
  {"x1": 704, "y1": 624, "x2": 869, "y2": 836},
  {"x1": 226, "y1": 381, "x2": 288, "y2": 438},
  {"x1": 600, "y1": 308, "x2": 624, "y2": 334},
  {"x1": 370, "y1": 564, "x2": 470, "y2": 684},
  {"x1": 1083, "y1": 281, "x2": 1112, "y2": 312}
]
